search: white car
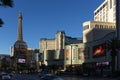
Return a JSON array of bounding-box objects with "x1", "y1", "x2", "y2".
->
[{"x1": 1, "y1": 72, "x2": 11, "y2": 80}]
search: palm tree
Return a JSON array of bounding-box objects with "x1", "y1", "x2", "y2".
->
[
  {"x1": 0, "y1": 0, "x2": 14, "y2": 27},
  {"x1": 0, "y1": 18, "x2": 4, "y2": 27},
  {"x1": 1, "y1": 57, "x2": 9, "y2": 71},
  {"x1": 0, "y1": 0, "x2": 13, "y2": 7}
]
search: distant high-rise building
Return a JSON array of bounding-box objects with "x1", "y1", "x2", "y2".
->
[
  {"x1": 83, "y1": 0, "x2": 116, "y2": 43},
  {"x1": 94, "y1": 0, "x2": 116, "y2": 22}
]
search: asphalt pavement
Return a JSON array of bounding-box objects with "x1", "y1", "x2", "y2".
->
[{"x1": 10, "y1": 73, "x2": 120, "y2": 80}]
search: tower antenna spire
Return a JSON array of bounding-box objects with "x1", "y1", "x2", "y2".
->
[{"x1": 17, "y1": 12, "x2": 23, "y2": 41}]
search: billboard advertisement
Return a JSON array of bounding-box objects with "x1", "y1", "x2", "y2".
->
[
  {"x1": 93, "y1": 43, "x2": 106, "y2": 58},
  {"x1": 66, "y1": 50, "x2": 70, "y2": 60},
  {"x1": 18, "y1": 59, "x2": 26, "y2": 63},
  {"x1": 78, "y1": 48, "x2": 84, "y2": 59}
]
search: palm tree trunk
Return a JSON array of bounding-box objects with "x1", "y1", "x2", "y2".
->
[{"x1": 112, "y1": 55, "x2": 115, "y2": 73}]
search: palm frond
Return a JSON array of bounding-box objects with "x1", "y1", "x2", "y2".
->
[
  {"x1": 0, "y1": 0, "x2": 13, "y2": 7},
  {"x1": 0, "y1": 18, "x2": 4, "y2": 27}
]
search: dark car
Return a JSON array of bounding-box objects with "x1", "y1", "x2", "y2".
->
[{"x1": 1, "y1": 72, "x2": 11, "y2": 80}]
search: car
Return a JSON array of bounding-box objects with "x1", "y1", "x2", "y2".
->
[
  {"x1": 41, "y1": 74, "x2": 64, "y2": 80},
  {"x1": 1, "y1": 72, "x2": 11, "y2": 80}
]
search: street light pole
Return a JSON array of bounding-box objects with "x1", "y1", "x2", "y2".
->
[
  {"x1": 116, "y1": 0, "x2": 120, "y2": 71},
  {"x1": 71, "y1": 45, "x2": 72, "y2": 68}
]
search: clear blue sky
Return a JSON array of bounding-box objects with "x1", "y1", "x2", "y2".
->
[{"x1": 0, "y1": 0, "x2": 104, "y2": 54}]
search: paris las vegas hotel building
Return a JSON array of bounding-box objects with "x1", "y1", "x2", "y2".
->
[
  {"x1": 40, "y1": 0, "x2": 117, "y2": 71},
  {"x1": 10, "y1": 0, "x2": 117, "y2": 71}
]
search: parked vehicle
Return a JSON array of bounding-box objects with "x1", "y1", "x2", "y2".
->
[{"x1": 1, "y1": 72, "x2": 11, "y2": 80}]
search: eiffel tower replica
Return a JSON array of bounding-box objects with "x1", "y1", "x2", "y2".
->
[{"x1": 13, "y1": 12, "x2": 28, "y2": 71}]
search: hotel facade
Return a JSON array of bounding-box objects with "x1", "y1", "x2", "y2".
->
[
  {"x1": 82, "y1": 0, "x2": 120, "y2": 73},
  {"x1": 40, "y1": 31, "x2": 83, "y2": 69},
  {"x1": 9, "y1": 0, "x2": 120, "y2": 73},
  {"x1": 39, "y1": 0, "x2": 119, "y2": 72}
]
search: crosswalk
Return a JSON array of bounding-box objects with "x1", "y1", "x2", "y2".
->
[{"x1": 11, "y1": 73, "x2": 40, "y2": 80}]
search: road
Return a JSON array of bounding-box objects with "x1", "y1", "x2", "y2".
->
[
  {"x1": 11, "y1": 73, "x2": 39, "y2": 80},
  {"x1": 61, "y1": 76, "x2": 117, "y2": 80},
  {"x1": 10, "y1": 73, "x2": 119, "y2": 80}
]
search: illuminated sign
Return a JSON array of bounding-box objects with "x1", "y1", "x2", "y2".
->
[
  {"x1": 93, "y1": 43, "x2": 106, "y2": 58},
  {"x1": 78, "y1": 48, "x2": 84, "y2": 59},
  {"x1": 66, "y1": 50, "x2": 70, "y2": 60},
  {"x1": 18, "y1": 59, "x2": 26, "y2": 63}
]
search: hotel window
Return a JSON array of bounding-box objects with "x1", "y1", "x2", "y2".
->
[
  {"x1": 95, "y1": 12, "x2": 97, "y2": 15},
  {"x1": 103, "y1": 4, "x2": 105, "y2": 8},
  {"x1": 110, "y1": 0, "x2": 112, "y2": 9},
  {"x1": 84, "y1": 25, "x2": 89, "y2": 30},
  {"x1": 73, "y1": 49, "x2": 77, "y2": 60},
  {"x1": 113, "y1": 12, "x2": 116, "y2": 21},
  {"x1": 100, "y1": 25, "x2": 103, "y2": 28},
  {"x1": 109, "y1": 26, "x2": 112, "y2": 29},
  {"x1": 105, "y1": 25, "x2": 108, "y2": 28},
  {"x1": 113, "y1": 0, "x2": 116, "y2": 6},
  {"x1": 106, "y1": 2, "x2": 108, "y2": 9},
  {"x1": 106, "y1": 12, "x2": 108, "y2": 22},
  {"x1": 78, "y1": 48, "x2": 84, "y2": 60},
  {"x1": 95, "y1": 24, "x2": 99, "y2": 28},
  {"x1": 103, "y1": 14, "x2": 105, "y2": 21},
  {"x1": 84, "y1": 47, "x2": 87, "y2": 59}
]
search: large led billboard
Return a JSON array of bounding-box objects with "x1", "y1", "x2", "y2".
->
[{"x1": 93, "y1": 43, "x2": 106, "y2": 58}]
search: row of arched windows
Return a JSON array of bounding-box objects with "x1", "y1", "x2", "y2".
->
[{"x1": 95, "y1": 24, "x2": 115, "y2": 29}]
